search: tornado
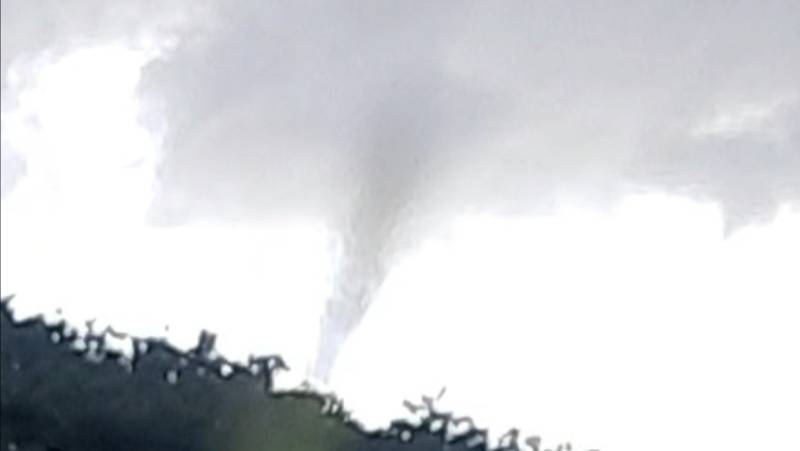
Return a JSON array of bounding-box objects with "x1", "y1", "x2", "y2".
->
[{"x1": 312, "y1": 80, "x2": 444, "y2": 382}]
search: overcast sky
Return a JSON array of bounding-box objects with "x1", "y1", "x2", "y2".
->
[
  {"x1": 5, "y1": 1, "x2": 798, "y2": 220},
  {"x1": 1, "y1": 1, "x2": 799, "y2": 450}
]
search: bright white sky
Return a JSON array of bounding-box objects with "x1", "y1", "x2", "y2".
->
[{"x1": 1, "y1": 6, "x2": 800, "y2": 451}]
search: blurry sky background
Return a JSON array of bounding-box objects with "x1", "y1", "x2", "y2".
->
[{"x1": 1, "y1": 1, "x2": 799, "y2": 450}]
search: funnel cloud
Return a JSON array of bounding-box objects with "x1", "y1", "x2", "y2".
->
[
  {"x1": 2, "y1": 0, "x2": 800, "y2": 420},
  {"x1": 129, "y1": 1, "x2": 800, "y2": 379}
]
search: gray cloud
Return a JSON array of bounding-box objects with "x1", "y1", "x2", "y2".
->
[
  {"x1": 3, "y1": 0, "x2": 799, "y2": 379},
  {"x1": 631, "y1": 100, "x2": 800, "y2": 233},
  {"x1": 0, "y1": 0, "x2": 201, "y2": 200}
]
